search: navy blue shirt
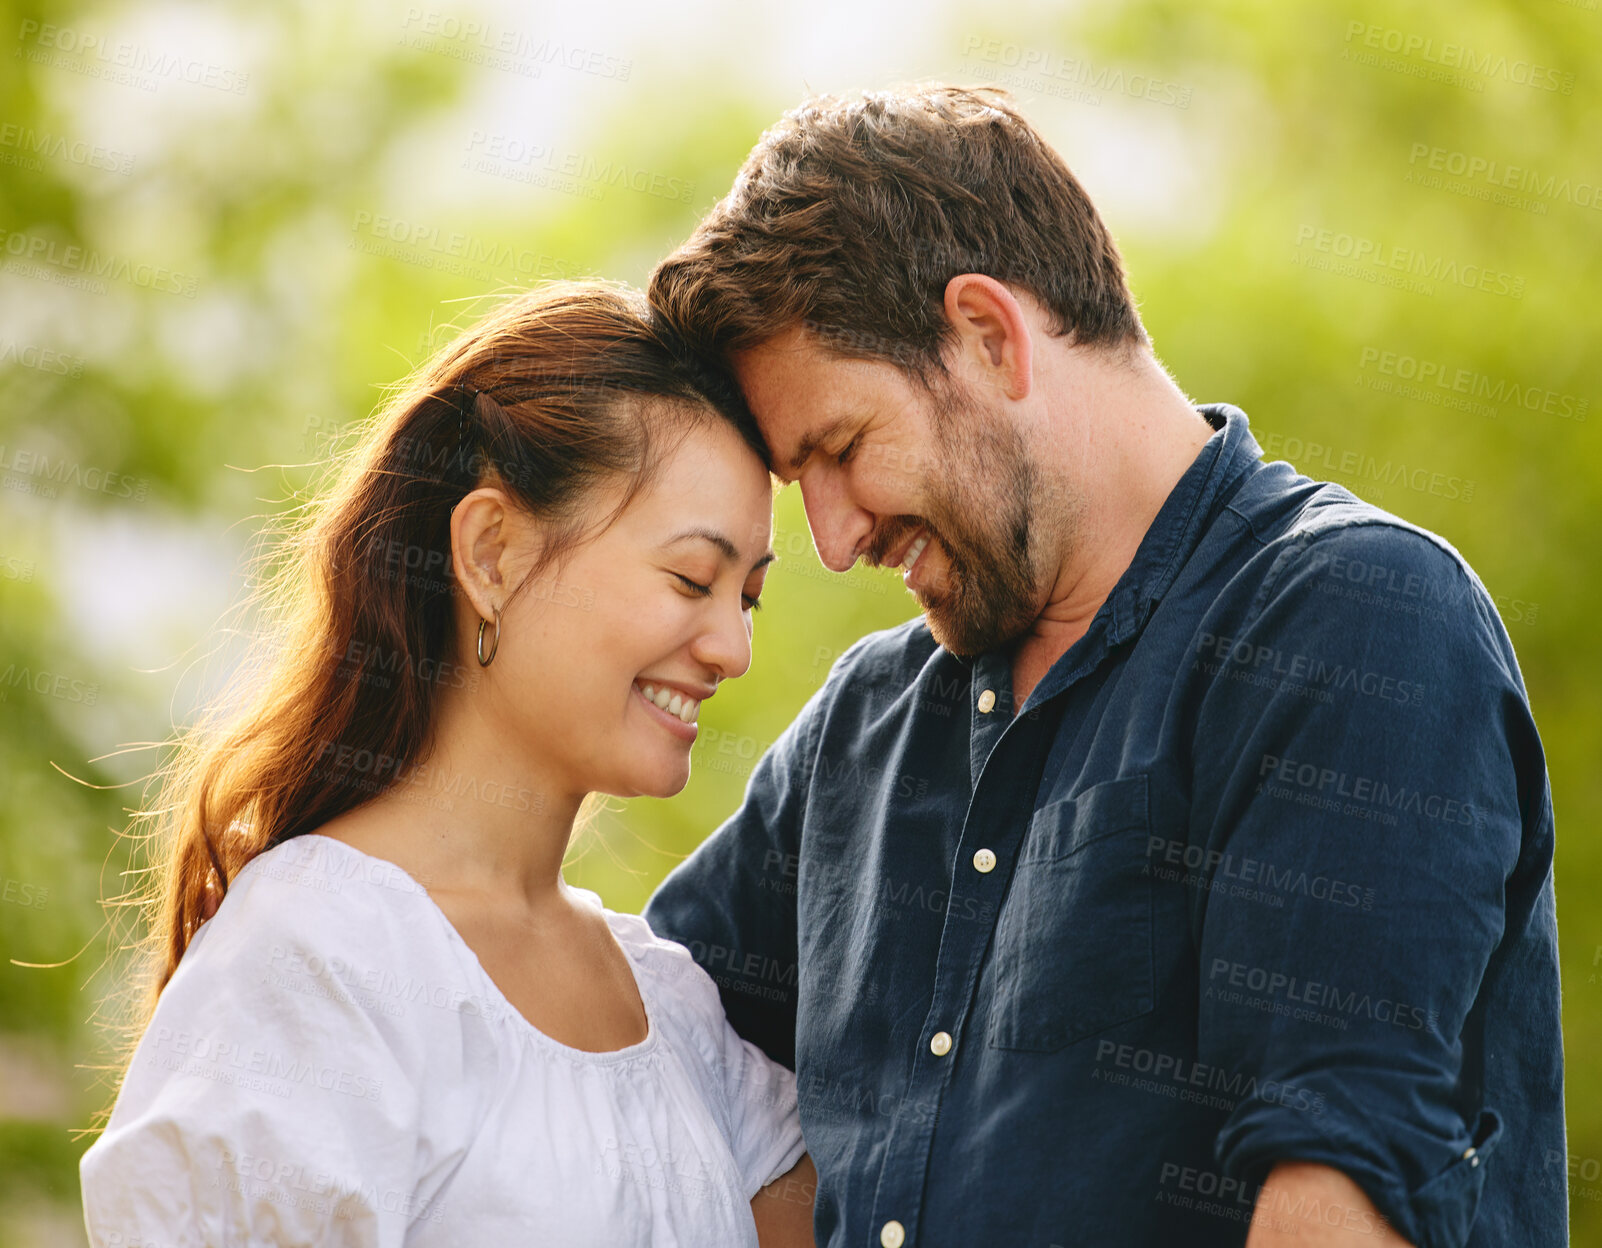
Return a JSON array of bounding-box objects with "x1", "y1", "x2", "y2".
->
[{"x1": 644, "y1": 405, "x2": 1565, "y2": 1247}]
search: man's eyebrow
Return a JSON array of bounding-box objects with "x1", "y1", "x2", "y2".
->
[
  {"x1": 660, "y1": 528, "x2": 777, "y2": 570},
  {"x1": 785, "y1": 415, "x2": 852, "y2": 475}
]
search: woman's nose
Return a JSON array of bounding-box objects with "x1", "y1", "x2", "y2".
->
[{"x1": 691, "y1": 600, "x2": 753, "y2": 682}]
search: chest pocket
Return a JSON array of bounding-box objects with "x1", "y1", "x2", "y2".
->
[{"x1": 987, "y1": 774, "x2": 1155, "y2": 1052}]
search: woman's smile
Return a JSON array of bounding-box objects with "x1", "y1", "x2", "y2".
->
[{"x1": 633, "y1": 678, "x2": 701, "y2": 739}]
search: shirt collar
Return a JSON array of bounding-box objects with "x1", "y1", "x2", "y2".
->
[
  {"x1": 1102, "y1": 402, "x2": 1262, "y2": 646},
  {"x1": 972, "y1": 403, "x2": 1263, "y2": 716}
]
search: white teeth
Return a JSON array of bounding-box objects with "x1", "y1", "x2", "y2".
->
[
  {"x1": 638, "y1": 680, "x2": 700, "y2": 725},
  {"x1": 900, "y1": 531, "x2": 930, "y2": 570}
]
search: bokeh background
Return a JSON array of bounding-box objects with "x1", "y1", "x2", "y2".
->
[{"x1": 1, "y1": 0, "x2": 1596, "y2": 1242}]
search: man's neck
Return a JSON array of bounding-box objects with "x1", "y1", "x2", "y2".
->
[{"x1": 1008, "y1": 354, "x2": 1216, "y2": 708}]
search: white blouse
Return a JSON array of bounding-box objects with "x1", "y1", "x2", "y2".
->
[{"x1": 81, "y1": 834, "x2": 805, "y2": 1247}]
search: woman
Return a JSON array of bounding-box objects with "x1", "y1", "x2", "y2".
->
[{"x1": 80, "y1": 282, "x2": 818, "y2": 1246}]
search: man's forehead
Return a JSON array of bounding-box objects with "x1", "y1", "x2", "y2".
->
[
  {"x1": 730, "y1": 328, "x2": 836, "y2": 434},
  {"x1": 731, "y1": 324, "x2": 829, "y2": 386}
]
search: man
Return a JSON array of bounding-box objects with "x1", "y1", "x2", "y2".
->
[{"x1": 643, "y1": 85, "x2": 1564, "y2": 1246}]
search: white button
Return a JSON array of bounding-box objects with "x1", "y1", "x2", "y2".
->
[
  {"x1": 977, "y1": 688, "x2": 996, "y2": 713},
  {"x1": 930, "y1": 1031, "x2": 952, "y2": 1056},
  {"x1": 880, "y1": 1220, "x2": 906, "y2": 1248},
  {"x1": 973, "y1": 848, "x2": 996, "y2": 874}
]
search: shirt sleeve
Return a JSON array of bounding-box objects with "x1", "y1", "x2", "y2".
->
[
  {"x1": 714, "y1": 1007, "x2": 807, "y2": 1199},
  {"x1": 1189, "y1": 521, "x2": 1551, "y2": 1247},
  {"x1": 643, "y1": 672, "x2": 832, "y2": 1069},
  {"x1": 80, "y1": 860, "x2": 462, "y2": 1248}
]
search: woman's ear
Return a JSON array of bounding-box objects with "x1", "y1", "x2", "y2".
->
[{"x1": 450, "y1": 487, "x2": 515, "y2": 620}]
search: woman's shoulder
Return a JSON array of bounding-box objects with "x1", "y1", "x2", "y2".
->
[
  {"x1": 238, "y1": 831, "x2": 435, "y2": 907},
  {"x1": 588, "y1": 891, "x2": 804, "y2": 1194},
  {"x1": 172, "y1": 834, "x2": 508, "y2": 1042},
  {"x1": 587, "y1": 892, "x2": 700, "y2": 981},
  {"x1": 212, "y1": 833, "x2": 440, "y2": 952},
  {"x1": 584, "y1": 892, "x2": 729, "y2": 1034},
  {"x1": 87, "y1": 837, "x2": 501, "y2": 1243}
]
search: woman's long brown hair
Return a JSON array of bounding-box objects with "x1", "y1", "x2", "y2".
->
[{"x1": 120, "y1": 280, "x2": 761, "y2": 1037}]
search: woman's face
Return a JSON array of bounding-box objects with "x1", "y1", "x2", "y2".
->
[{"x1": 479, "y1": 415, "x2": 775, "y2": 802}]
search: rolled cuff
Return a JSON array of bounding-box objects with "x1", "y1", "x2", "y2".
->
[{"x1": 1214, "y1": 1096, "x2": 1502, "y2": 1248}]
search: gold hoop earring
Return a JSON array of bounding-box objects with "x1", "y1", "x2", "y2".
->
[{"x1": 476, "y1": 607, "x2": 501, "y2": 667}]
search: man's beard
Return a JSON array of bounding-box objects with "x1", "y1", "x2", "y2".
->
[{"x1": 876, "y1": 377, "x2": 1072, "y2": 658}]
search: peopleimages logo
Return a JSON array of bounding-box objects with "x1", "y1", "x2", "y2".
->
[
  {"x1": 348, "y1": 211, "x2": 576, "y2": 283},
  {"x1": 0, "y1": 445, "x2": 149, "y2": 500},
  {"x1": 0, "y1": 663, "x2": 99, "y2": 705},
  {"x1": 1144, "y1": 835, "x2": 1375, "y2": 912},
  {"x1": 0, "y1": 122, "x2": 135, "y2": 174},
  {"x1": 1341, "y1": 22, "x2": 1574, "y2": 94},
  {"x1": 960, "y1": 36, "x2": 1193, "y2": 109},
  {"x1": 1258, "y1": 753, "x2": 1477, "y2": 827},
  {"x1": 0, "y1": 227, "x2": 198, "y2": 297},
  {"x1": 1206, "y1": 959, "x2": 1436, "y2": 1032},
  {"x1": 464, "y1": 132, "x2": 695, "y2": 204},
  {"x1": 1293, "y1": 224, "x2": 1525, "y2": 299},
  {"x1": 0, "y1": 339, "x2": 86, "y2": 377},
  {"x1": 1407, "y1": 144, "x2": 1602, "y2": 213},
  {"x1": 1357, "y1": 346, "x2": 1588, "y2": 421},
  {"x1": 1194, "y1": 632, "x2": 1426, "y2": 707},
  {"x1": 1093, "y1": 1040, "x2": 1327, "y2": 1116},
  {"x1": 148, "y1": 1027, "x2": 385, "y2": 1099},
  {"x1": 15, "y1": 19, "x2": 252, "y2": 93},
  {"x1": 1258, "y1": 432, "x2": 1476, "y2": 503},
  {"x1": 399, "y1": 9, "x2": 632, "y2": 81}
]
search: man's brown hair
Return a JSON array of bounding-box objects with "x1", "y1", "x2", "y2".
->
[{"x1": 649, "y1": 83, "x2": 1148, "y2": 394}]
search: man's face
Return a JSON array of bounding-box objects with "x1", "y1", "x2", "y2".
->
[{"x1": 731, "y1": 325, "x2": 1064, "y2": 657}]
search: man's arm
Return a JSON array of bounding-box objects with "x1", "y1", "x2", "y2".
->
[
  {"x1": 1248, "y1": 1163, "x2": 1414, "y2": 1245},
  {"x1": 752, "y1": 1153, "x2": 819, "y2": 1248},
  {"x1": 1190, "y1": 520, "x2": 1550, "y2": 1245}
]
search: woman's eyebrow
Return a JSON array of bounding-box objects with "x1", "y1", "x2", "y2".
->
[{"x1": 660, "y1": 528, "x2": 777, "y2": 570}]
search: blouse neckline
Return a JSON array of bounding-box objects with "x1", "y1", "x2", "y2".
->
[{"x1": 280, "y1": 834, "x2": 662, "y2": 1065}]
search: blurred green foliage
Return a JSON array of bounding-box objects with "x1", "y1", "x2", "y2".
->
[{"x1": 0, "y1": 0, "x2": 1596, "y2": 1242}]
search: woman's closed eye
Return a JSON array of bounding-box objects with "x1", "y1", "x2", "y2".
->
[
  {"x1": 672, "y1": 576, "x2": 765, "y2": 615},
  {"x1": 673, "y1": 572, "x2": 762, "y2": 611}
]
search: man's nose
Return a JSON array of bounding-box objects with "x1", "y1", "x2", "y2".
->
[{"x1": 799, "y1": 469, "x2": 872, "y2": 573}]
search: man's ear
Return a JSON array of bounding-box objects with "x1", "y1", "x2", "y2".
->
[
  {"x1": 941, "y1": 274, "x2": 1034, "y2": 401},
  {"x1": 450, "y1": 487, "x2": 515, "y2": 621}
]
